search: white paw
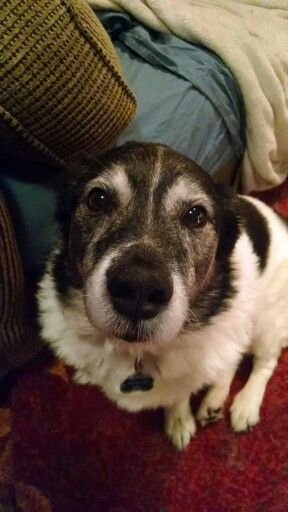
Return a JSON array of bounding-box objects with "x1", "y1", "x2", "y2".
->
[
  {"x1": 165, "y1": 413, "x2": 196, "y2": 450},
  {"x1": 230, "y1": 390, "x2": 260, "y2": 432}
]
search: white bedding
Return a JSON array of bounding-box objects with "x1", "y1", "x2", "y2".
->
[{"x1": 89, "y1": 0, "x2": 288, "y2": 192}]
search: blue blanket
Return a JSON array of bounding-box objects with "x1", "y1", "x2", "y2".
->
[{"x1": 100, "y1": 11, "x2": 244, "y2": 173}]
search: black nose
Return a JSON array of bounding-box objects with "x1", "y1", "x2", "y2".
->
[{"x1": 106, "y1": 250, "x2": 173, "y2": 321}]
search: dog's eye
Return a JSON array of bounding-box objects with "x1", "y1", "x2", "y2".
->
[
  {"x1": 182, "y1": 205, "x2": 208, "y2": 228},
  {"x1": 87, "y1": 188, "x2": 113, "y2": 212}
]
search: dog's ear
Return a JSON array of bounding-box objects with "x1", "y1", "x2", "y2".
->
[
  {"x1": 66, "y1": 156, "x2": 96, "y2": 184},
  {"x1": 55, "y1": 157, "x2": 94, "y2": 237},
  {"x1": 214, "y1": 184, "x2": 240, "y2": 261},
  {"x1": 55, "y1": 181, "x2": 79, "y2": 245}
]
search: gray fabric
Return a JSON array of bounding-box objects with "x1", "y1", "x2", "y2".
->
[{"x1": 100, "y1": 11, "x2": 245, "y2": 174}]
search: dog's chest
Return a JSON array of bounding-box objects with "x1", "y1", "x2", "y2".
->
[
  {"x1": 71, "y1": 314, "x2": 250, "y2": 412},
  {"x1": 73, "y1": 340, "x2": 200, "y2": 410}
]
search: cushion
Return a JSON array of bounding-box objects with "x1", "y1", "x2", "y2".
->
[{"x1": 1, "y1": 0, "x2": 136, "y2": 165}]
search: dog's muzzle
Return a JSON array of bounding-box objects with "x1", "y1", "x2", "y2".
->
[{"x1": 106, "y1": 247, "x2": 173, "y2": 323}]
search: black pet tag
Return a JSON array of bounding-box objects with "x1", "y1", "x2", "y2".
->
[{"x1": 120, "y1": 357, "x2": 154, "y2": 393}]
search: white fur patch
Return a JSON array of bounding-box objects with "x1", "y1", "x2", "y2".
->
[
  {"x1": 146, "y1": 146, "x2": 163, "y2": 229},
  {"x1": 164, "y1": 176, "x2": 213, "y2": 215},
  {"x1": 86, "y1": 165, "x2": 133, "y2": 206}
]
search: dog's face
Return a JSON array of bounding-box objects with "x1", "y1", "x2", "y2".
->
[{"x1": 60, "y1": 143, "x2": 237, "y2": 345}]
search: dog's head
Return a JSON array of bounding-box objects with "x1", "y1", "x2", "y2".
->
[{"x1": 57, "y1": 143, "x2": 239, "y2": 345}]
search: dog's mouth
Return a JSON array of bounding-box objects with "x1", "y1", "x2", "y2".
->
[
  {"x1": 106, "y1": 324, "x2": 154, "y2": 344},
  {"x1": 120, "y1": 330, "x2": 152, "y2": 344},
  {"x1": 85, "y1": 295, "x2": 157, "y2": 344},
  {"x1": 86, "y1": 294, "x2": 186, "y2": 346}
]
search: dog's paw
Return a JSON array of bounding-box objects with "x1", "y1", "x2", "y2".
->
[
  {"x1": 165, "y1": 412, "x2": 196, "y2": 450},
  {"x1": 230, "y1": 390, "x2": 260, "y2": 432},
  {"x1": 197, "y1": 388, "x2": 225, "y2": 427},
  {"x1": 197, "y1": 404, "x2": 224, "y2": 427}
]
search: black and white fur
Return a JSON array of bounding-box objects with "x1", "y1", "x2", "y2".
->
[{"x1": 37, "y1": 143, "x2": 288, "y2": 450}]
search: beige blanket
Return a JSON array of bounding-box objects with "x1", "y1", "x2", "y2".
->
[{"x1": 89, "y1": 0, "x2": 288, "y2": 192}]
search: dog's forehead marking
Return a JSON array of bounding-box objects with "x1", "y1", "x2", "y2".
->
[
  {"x1": 164, "y1": 176, "x2": 213, "y2": 213},
  {"x1": 86, "y1": 164, "x2": 133, "y2": 205},
  {"x1": 109, "y1": 165, "x2": 133, "y2": 204},
  {"x1": 146, "y1": 146, "x2": 165, "y2": 228}
]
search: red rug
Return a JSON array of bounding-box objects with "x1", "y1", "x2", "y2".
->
[{"x1": 2, "y1": 179, "x2": 288, "y2": 512}]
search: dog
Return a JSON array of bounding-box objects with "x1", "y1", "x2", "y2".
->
[{"x1": 37, "y1": 142, "x2": 288, "y2": 450}]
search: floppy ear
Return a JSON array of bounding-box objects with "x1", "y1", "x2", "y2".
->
[
  {"x1": 214, "y1": 185, "x2": 240, "y2": 261},
  {"x1": 65, "y1": 156, "x2": 96, "y2": 184},
  {"x1": 55, "y1": 158, "x2": 94, "y2": 238},
  {"x1": 55, "y1": 178, "x2": 77, "y2": 234}
]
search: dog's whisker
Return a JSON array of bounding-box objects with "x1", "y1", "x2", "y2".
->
[{"x1": 191, "y1": 310, "x2": 200, "y2": 323}]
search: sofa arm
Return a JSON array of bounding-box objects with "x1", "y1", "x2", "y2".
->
[{"x1": 0, "y1": 191, "x2": 41, "y2": 377}]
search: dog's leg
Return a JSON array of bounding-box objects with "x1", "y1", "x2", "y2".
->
[
  {"x1": 197, "y1": 368, "x2": 236, "y2": 426},
  {"x1": 230, "y1": 355, "x2": 278, "y2": 432},
  {"x1": 165, "y1": 398, "x2": 196, "y2": 450},
  {"x1": 231, "y1": 260, "x2": 288, "y2": 432}
]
